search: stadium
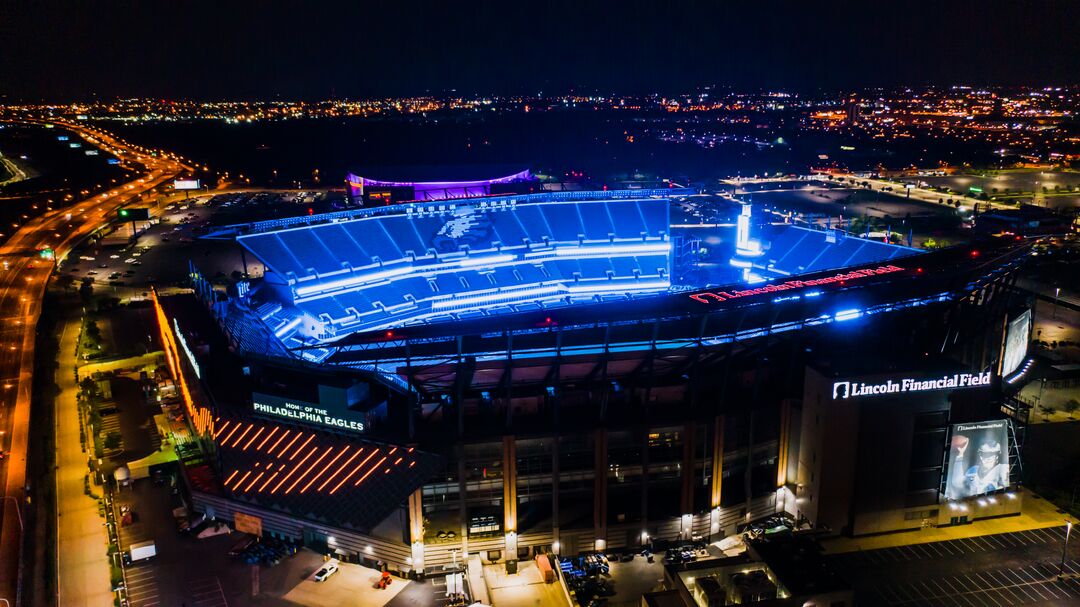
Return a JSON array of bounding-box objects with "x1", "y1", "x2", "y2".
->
[{"x1": 156, "y1": 185, "x2": 1033, "y2": 581}]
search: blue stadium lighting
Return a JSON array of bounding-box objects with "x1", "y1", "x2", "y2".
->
[
  {"x1": 458, "y1": 254, "x2": 518, "y2": 267},
  {"x1": 566, "y1": 280, "x2": 670, "y2": 294},
  {"x1": 432, "y1": 284, "x2": 568, "y2": 311},
  {"x1": 551, "y1": 242, "x2": 671, "y2": 257},
  {"x1": 293, "y1": 242, "x2": 669, "y2": 303},
  {"x1": 324, "y1": 290, "x2": 967, "y2": 372},
  {"x1": 294, "y1": 264, "x2": 415, "y2": 297},
  {"x1": 274, "y1": 316, "x2": 304, "y2": 338},
  {"x1": 833, "y1": 308, "x2": 864, "y2": 322},
  {"x1": 1005, "y1": 358, "x2": 1035, "y2": 385}
]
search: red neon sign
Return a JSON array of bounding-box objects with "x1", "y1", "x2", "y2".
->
[{"x1": 688, "y1": 265, "x2": 905, "y2": 305}]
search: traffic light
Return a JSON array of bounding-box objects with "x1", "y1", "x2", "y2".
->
[{"x1": 119, "y1": 208, "x2": 130, "y2": 218}]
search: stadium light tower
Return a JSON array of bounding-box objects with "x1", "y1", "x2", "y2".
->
[{"x1": 730, "y1": 204, "x2": 764, "y2": 282}]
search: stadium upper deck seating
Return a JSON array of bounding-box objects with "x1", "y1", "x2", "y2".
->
[
  {"x1": 240, "y1": 198, "x2": 669, "y2": 284},
  {"x1": 238, "y1": 198, "x2": 673, "y2": 350},
  {"x1": 760, "y1": 225, "x2": 920, "y2": 276}
]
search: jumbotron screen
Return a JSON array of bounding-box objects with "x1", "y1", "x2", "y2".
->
[{"x1": 1001, "y1": 309, "x2": 1031, "y2": 378}]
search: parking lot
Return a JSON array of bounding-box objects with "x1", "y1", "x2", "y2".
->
[
  {"x1": 183, "y1": 577, "x2": 230, "y2": 607},
  {"x1": 62, "y1": 196, "x2": 257, "y2": 293},
  {"x1": 124, "y1": 560, "x2": 160, "y2": 607},
  {"x1": 828, "y1": 526, "x2": 1080, "y2": 606},
  {"x1": 830, "y1": 526, "x2": 1072, "y2": 568},
  {"x1": 865, "y1": 560, "x2": 1080, "y2": 606}
]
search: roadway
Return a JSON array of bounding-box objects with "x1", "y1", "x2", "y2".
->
[{"x1": 0, "y1": 119, "x2": 191, "y2": 605}]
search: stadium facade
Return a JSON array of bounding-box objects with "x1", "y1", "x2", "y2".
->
[{"x1": 158, "y1": 188, "x2": 1033, "y2": 576}]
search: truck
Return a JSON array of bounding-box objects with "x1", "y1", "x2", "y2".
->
[{"x1": 126, "y1": 541, "x2": 157, "y2": 563}]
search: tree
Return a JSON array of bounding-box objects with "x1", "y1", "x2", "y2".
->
[
  {"x1": 79, "y1": 279, "x2": 93, "y2": 304},
  {"x1": 1064, "y1": 399, "x2": 1080, "y2": 414},
  {"x1": 96, "y1": 297, "x2": 121, "y2": 312},
  {"x1": 103, "y1": 431, "x2": 122, "y2": 451}
]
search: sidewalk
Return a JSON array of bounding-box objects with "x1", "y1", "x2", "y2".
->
[
  {"x1": 56, "y1": 318, "x2": 114, "y2": 607},
  {"x1": 822, "y1": 488, "x2": 1078, "y2": 554}
]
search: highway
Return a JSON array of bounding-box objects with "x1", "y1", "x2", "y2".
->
[{"x1": 0, "y1": 119, "x2": 190, "y2": 605}]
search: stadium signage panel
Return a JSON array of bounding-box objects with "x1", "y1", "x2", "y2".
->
[
  {"x1": 688, "y1": 265, "x2": 904, "y2": 305},
  {"x1": 832, "y1": 371, "x2": 991, "y2": 400},
  {"x1": 252, "y1": 395, "x2": 366, "y2": 432},
  {"x1": 173, "y1": 319, "x2": 201, "y2": 379},
  {"x1": 173, "y1": 179, "x2": 201, "y2": 190}
]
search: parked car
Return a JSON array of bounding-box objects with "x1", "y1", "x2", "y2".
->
[{"x1": 314, "y1": 559, "x2": 339, "y2": 582}]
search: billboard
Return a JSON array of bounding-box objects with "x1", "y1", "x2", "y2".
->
[
  {"x1": 945, "y1": 420, "x2": 1010, "y2": 500},
  {"x1": 118, "y1": 208, "x2": 151, "y2": 221},
  {"x1": 173, "y1": 179, "x2": 201, "y2": 190},
  {"x1": 1000, "y1": 309, "x2": 1031, "y2": 378}
]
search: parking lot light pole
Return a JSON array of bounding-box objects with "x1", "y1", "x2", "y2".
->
[{"x1": 1061, "y1": 520, "x2": 1072, "y2": 579}]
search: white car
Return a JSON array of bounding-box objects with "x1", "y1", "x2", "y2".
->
[{"x1": 313, "y1": 560, "x2": 339, "y2": 582}]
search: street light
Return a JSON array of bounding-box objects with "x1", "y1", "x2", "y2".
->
[
  {"x1": 1054, "y1": 287, "x2": 1061, "y2": 319},
  {"x1": 1061, "y1": 520, "x2": 1073, "y2": 579}
]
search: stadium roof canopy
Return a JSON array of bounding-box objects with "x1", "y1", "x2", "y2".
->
[{"x1": 346, "y1": 165, "x2": 533, "y2": 187}]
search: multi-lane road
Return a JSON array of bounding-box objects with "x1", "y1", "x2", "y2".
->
[{"x1": 0, "y1": 119, "x2": 191, "y2": 605}]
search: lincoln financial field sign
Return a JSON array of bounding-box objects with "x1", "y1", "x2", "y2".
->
[{"x1": 832, "y1": 371, "x2": 991, "y2": 400}]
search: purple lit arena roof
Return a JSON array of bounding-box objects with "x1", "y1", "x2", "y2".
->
[
  {"x1": 346, "y1": 166, "x2": 533, "y2": 189},
  {"x1": 346, "y1": 166, "x2": 535, "y2": 201}
]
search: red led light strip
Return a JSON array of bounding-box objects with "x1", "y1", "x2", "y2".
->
[{"x1": 688, "y1": 264, "x2": 904, "y2": 305}]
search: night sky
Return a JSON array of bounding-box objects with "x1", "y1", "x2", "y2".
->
[{"x1": 2, "y1": 0, "x2": 1078, "y2": 101}]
